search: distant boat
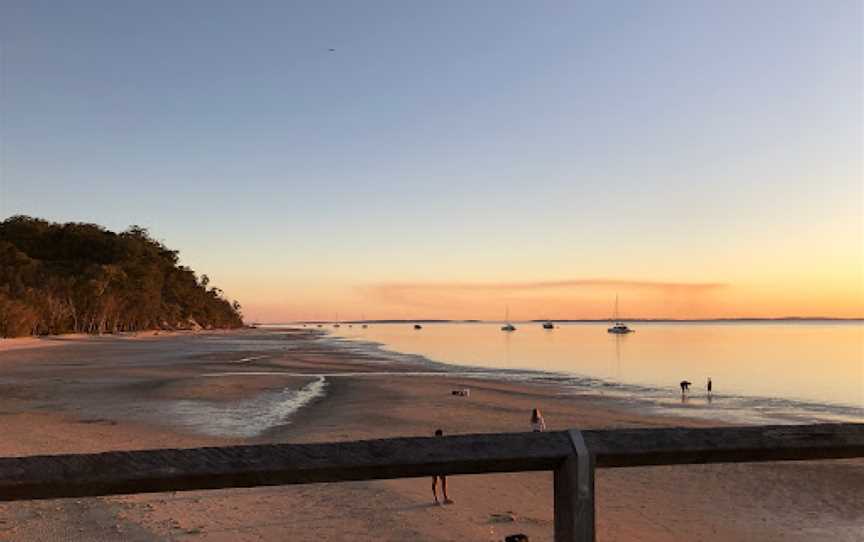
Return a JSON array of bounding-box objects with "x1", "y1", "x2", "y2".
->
[
  {"x1": 542, "y1": 321, "x2": 555, "y2": 330},
  {"x1": 414, "y1": 324, "x2": 423, "y2": 330},
  {"x1": 607, "y1": 295, "x2": 634, "y2": 334},
  {"x1": 607, "y1": 322, "x2": 632, "y2": 334},
  {"x1": 501, "y1": 306, "x2": 516, "y2": 332}
]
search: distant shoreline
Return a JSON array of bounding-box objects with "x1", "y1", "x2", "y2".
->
[
  {"x1": 0, "y1": 328, "x2": 241, "y2": 352},
  {"x1": 262, "y1": 317, "x2": 864, "y2": 325}
]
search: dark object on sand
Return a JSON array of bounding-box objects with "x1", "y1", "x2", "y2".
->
[
  {"x1": 414, "y1": 324, "x2": 422, "y2": 329},
  {"x1": 451, "y1": 389, "x2": 470, "y2": 397},
  {"x1": 505, "y1": 535, "x2": 529, "y2": 542}
]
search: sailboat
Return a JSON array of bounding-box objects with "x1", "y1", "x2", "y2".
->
[
  {"x1": 501, "y1": 306, "x2": 516, "y2": 331},
  {"x1": 607, "y1": 295, "x2": 634, "y2": 334}
]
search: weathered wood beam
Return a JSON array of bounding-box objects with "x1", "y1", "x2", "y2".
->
[
  {"x1": 0, "y1": 432, "x2": 572, "y2": 501},
  {"x1": 583, "y1": 423, "x2": 864, "y2": 468},
  {"x1": 0, "y1": 424, "x2": 861, "y2": 502},
  {"x1": 553, "y1": 453, "x2": 581, "y2": 542}
]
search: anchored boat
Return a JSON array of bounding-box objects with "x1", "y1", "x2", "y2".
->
[
  {"x1": 607, "y1": 295, "x2": 634, "y2": 334},
  {"x1": 501, "y1": 306, "x2": 516, "y2": 331}
]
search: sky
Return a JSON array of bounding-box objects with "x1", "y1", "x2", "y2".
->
[{"x1": 1, "y1": 1, "x2": 862, "y2": 321}]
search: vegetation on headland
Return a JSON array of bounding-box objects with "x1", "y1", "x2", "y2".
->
[{"x1": 0, "y1": 216, "x2": 243, "y2": 338}]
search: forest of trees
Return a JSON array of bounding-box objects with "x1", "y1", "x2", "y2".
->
[{"x1": 0, "y1": 216, "x2": 244, "y2": 338}]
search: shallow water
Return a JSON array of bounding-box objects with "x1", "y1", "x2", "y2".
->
[
  {"x1": 324, "y1": 321, "x2": 864, "y2": 423},
  {"x1": 158, "y1": 376, "x2": 328, "y2": 438}
]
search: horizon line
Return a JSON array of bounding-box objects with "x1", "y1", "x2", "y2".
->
[{"x1": 256, "y1": 316, "x2": 864, "y2": 324}]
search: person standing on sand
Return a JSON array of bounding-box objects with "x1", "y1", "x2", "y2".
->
[
  {"x1": 432, "y1": 429, "x2": 453, "y2": 505},
  {"x1": 707, "y1": 377, "x2": 713, "y2": 396},
  {"x1": 531, "y1": 408, "x2": 546, "y2": 432}
]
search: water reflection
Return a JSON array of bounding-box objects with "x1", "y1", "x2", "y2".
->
[{"x1": 330, "y1": 322, "x2": 864, "y2": 413}]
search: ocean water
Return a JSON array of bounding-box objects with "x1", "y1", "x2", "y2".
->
[
  {"x1": 326, "y1": 321, "x2": 864, "y2": 424},
  {"x1": 153, "y1": 376, "x2": 328, "y2": 438}
]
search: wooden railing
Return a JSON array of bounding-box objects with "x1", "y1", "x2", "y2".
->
[{"x1": 1, "y1": 423, "x2": 862, "y2": 541}]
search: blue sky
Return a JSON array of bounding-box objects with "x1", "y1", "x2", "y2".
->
[{"x1": 1, "y1": 1, "x2": 862, "y2": 320}]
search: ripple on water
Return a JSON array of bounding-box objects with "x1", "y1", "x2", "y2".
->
[{"x1": 157, "y1": 376, "x2": 327, "y2": 438}]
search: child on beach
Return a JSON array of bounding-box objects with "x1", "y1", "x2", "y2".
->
[
  {"x1": 531, "y1": 408, "x2": 546, "y2": 432},
  {"x1": 432, "y1": 429, "x2": 453, "y2": 505}
]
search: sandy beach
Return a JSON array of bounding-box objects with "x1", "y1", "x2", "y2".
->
[{"x1": 0, "y1": 329, "x2": 861, "y2": 541}]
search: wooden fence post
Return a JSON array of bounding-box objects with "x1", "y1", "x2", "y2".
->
[{"x1": 553, "y1": 429, "x2": 596, "y2": 542}]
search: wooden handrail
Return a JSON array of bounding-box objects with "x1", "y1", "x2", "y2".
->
[
  {"x1": 0, "y1": 432, "x2": 572, "y2": 501},
  {"x1": 1, "y1": 423, "x2": 862, "y2": 541},
  {"x1": 584, "y1": 423, "x2": 864, "y2": 467}
]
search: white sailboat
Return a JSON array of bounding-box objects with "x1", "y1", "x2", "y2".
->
[
  {"x1": 501, "y1": 306, "x2": 516, "y2": 331},
  {"x1": 607, "y1": 295, "x2": 634, "y2": 334}
]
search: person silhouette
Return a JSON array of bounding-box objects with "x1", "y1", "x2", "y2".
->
[
  {"x1": 531, "y1": 408, "x2": 546, "y2": 432},
  {"x1": 707, "y1": 377, "x2": 713, "y2": 397},
  {"x1": 432, "y1": 429, "x2": 453, "y2": 505}
]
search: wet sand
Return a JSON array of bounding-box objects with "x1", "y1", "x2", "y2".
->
[{"x1": 0, "y1": 329, "x2": 861, "y2": 541}]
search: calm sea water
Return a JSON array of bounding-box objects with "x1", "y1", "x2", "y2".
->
[{"x1": 327, "y1": 321, "x2": 864, "y2": 424}]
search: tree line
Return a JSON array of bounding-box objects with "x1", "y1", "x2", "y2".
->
[{"x1": 0, "y1": 216, "x2": 244, "y2": 337}]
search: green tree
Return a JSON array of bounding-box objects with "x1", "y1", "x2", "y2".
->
[{"x1": 0, "y1": 216, "x2": 244, "y2": 337}]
